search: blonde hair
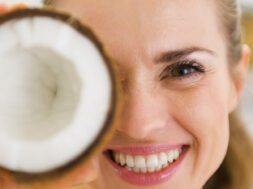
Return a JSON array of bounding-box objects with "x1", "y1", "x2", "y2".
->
[
  {"x1": 204, "y1": 113, "x2": 253, "y2": 189},
  {"x1": 216, "y1": 0, "x2": 242, "y2": 63},
  {"x1": 205, "y1": 0, "x2": 253, "y2": 188},
  {"x1": 44, "y1": 0, "x2": 253, "y2": 188}
]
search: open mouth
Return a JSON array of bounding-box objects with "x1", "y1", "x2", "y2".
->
[{"x1": 104, "y1": 144, "x2": 190, "y2": 186}]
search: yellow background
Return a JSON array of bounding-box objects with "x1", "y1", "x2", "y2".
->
[{"x1": 242, "y1": 13, "x2": 253, "y2": 64}]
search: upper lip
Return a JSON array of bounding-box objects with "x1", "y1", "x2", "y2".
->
[{"x1": 106, "y1": 143, "x2": 189, "y2": 155}]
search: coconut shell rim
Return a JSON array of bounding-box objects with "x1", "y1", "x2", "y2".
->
[{"x1": 0, "y1": 7, "x2": 119, "y2": 184}]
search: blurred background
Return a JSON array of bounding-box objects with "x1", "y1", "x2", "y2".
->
[
  {"x1": 239, "y1": 0, "x2": 253, "y2": 137},
  {"x1": 0, "y1": 0, "x2": 252, "y2": 137}
]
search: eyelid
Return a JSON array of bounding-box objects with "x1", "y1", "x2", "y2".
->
[{"x1": 159, "y1": 60, "x2": 206, "y2": 81}]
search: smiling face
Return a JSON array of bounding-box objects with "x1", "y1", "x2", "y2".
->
[{"x1": 55, "y1": 0, "x2": 247, "y2": 188}]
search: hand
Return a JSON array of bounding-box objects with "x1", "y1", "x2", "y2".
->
[
  {"x1": 0, "y1": 2, "x2": 27, "y2": 15},
  {"x1": 0, "y1": 163, "x2": 97, "y2": 189},
  {"x1": 0, "y1": 3, "x2": 98, "y2": 188},
  {"x1": 0, "y1": 3, "x2": 8, "y2": 15}
]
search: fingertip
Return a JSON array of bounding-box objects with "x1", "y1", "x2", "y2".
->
[
  {"x1": 10, "y1": 3, "x2": 28, "y2": 11},
  {"x1": 0, "y1": 3, "x2": 28, "y2": 16},
  {"x1": 83, "y1": 169, "x2": 97, "y2": 183},
  {"x1": 0, "y1": 3, "x2": 9, "y2": 15}
]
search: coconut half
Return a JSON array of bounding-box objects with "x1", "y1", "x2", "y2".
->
[{"x1": 0, "y1": 8, "x2": 118, "y2": 177}]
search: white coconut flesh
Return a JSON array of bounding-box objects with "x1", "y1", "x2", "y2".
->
[{"x1": 0, "y1": 16, "x2": 112, "y2": 173}]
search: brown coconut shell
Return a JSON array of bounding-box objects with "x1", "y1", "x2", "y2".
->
[{"x1": 0, "y1": 7, "x2": 124, "y2": 188}]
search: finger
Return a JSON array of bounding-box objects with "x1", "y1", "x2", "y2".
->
[
  {"x1": 70, "y1": 181, "x2": 97, "y2": 189},
  {"x1": 0, "y1": 3, "x2": 27, "y2": 16},
  {"x1": 69, "y1": 183, "x2": 95, "y2": 189},
  {"x1": 81, "y1": 163, "x2": 97, "y2": 183},
  {"x1": 68, "y1": 163, "x2": 98, "y2": 187},
  {"x1": 0, "y1": 3, "x2": 9, "y2": 15},
  {"x1": 76, "y1": 184, "x2": 95, "y2": 189},
  {"x1": 9, "y1": 3, "x2": 27, "y2": 11}
]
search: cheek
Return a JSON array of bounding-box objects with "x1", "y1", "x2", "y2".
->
[
  {"x1": 167, "y1": 73, "x2": 231, "y2": 183},
  {"x1": 177, "y1": 81, "x2": 230, "y2": 145}
]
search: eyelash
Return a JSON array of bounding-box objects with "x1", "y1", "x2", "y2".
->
[{"x1": 160, "y1": 60, "x2": 206, "y2": 81}]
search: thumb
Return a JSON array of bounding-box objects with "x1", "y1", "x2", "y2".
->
[
  {"x1": 0, "y1": 3, "x2": 27, "y2": 16},
  {"x1": 73, "y1": 184, "x2": 95, "y2": 189},
  {"x1": 0, "y1": 3, "x2": 9, "y2": 15}
]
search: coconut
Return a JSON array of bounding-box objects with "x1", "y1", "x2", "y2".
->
[{"x1": 0, "y1": 7, "x2": 119, "y2": 185}]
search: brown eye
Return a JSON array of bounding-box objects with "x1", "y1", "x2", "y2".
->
[
  {"x1": 160, "y1": 61, "x2": 205, "y2": 80},
  {"x1": 171, "y1": 64, "x2": 196, "y2": 77}
]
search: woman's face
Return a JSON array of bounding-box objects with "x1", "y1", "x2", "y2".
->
[{"x1": 56, "y1": 0, "x2": 247, "y2": 188}]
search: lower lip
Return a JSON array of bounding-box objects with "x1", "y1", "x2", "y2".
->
[{"x1": 103, "y1": 146, "x2": 189, "y2": 186}]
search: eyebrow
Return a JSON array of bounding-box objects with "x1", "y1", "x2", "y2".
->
[{"x1": 154, "y1": 46, "x2": 215, "y2": 64}]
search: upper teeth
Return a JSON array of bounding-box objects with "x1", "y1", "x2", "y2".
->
[{"x1": 113, "y1": 148, "x2": 182, "y2": 173}]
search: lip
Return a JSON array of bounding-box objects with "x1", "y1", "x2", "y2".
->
[{"x1": 103, "y1": 144, "x2": 190, "y2": 186}]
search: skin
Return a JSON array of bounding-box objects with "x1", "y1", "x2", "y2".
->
[
  {"x1": 0, "y1": 0, "x2": 250, "y2": 188},
  {"x1": 53, "y1": 0, "x2": 250, "y2": 188}
]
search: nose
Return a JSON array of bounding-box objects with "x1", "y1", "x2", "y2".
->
[{"x1": 116, "y1": 76, "x2": 168, "y2": 139}]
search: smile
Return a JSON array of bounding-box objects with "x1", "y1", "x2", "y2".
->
[{"x1": 104, "y1": 144, "x2": 190, "y2": 186}]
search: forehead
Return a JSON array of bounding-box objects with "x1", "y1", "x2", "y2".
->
[{"x1": 56, "y1": 0, "x2": 223, "y2": 62}]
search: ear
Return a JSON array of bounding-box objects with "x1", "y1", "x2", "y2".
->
[{"x1": 228, "y1": 44, "x2": 251, "y2": 113}]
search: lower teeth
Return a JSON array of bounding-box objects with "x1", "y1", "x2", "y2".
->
[{"x1": 123, "y1": 164, "x2": 169, "y2": 173}]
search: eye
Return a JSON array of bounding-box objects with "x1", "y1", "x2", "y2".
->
[
  {"x1": 171, "y1": 64, "x2": 196, "y2": 77},
  {"x1": 160, "y1": 60, "x2": 205, "y2": 80}
]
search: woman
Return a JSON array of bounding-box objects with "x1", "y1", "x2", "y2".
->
[{"x1": 1, "y1": 0, "x2": 253, "y2": 188}]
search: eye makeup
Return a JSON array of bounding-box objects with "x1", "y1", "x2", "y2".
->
[{"x1": 159, "y1": 60, "x2": 206, "y2": 81}]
